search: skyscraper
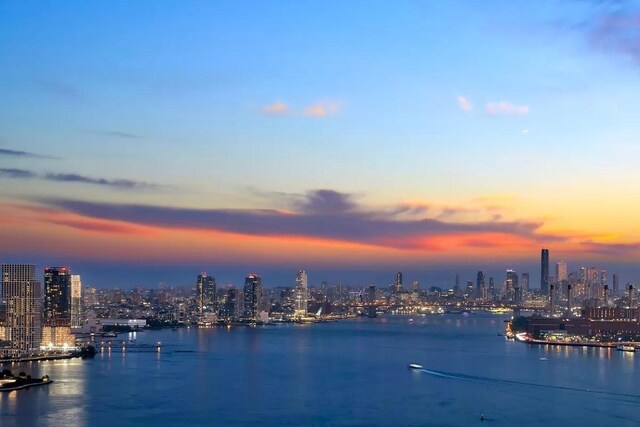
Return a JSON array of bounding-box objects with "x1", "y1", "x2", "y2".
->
[
  {"x1": 243, "y1": 274, "x2": 263, "y2": 321},
  {"x1": 294, "y1": 269, "x2": 308, "y2": 316},
  {"x1": 220, "y1": 287, "x2": 238, "y2": 321},
  {"x1": 587, "y1": 267, "x2": 598, "y2": 299},
  {"x1": 505, "y1": 269, "x2": 520, "y2": 303},
  {"x1": 196, "y1": 273, "x2": 216, "y2": 314},
  {"x1": 541, "y1": 249, "x2": 549, "y2": 295},
  {"x1": 453, "y1": 273, "x2": 461, "y2": 297},
  {"x1": 2, "y1": 264, "x2": 42, "y2": 354},
  {"x1": 394, "y1": 272, "x2": 403, "y2": 293},
  {"x1": 70, "y1": 274, "x2": 82, "y2": 328},
  {"x1": 613, "y1": 273, "x2": 620, "y2": 295},
  {"x1": 556, "y1": 261, "x2": 568, "y2": 283},
  {"x1": 44, "y1": 267, "x2": 72, "y2": 326},
  {"x1": 476, "y1": 271, "x2": 485, "y2": 299},
  {"x1": 488, "y1": 277, "x2": 495, "y2": 299}
]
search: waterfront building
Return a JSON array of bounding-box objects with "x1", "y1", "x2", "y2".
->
[
  {"x1": 294, "y1": 269, "x2": 308, "y2": 316},
  {"x1": 243, "y1": 274, "x2": 264, "y2": 321},
  {"x1": 196, "y1": 273, "x2": 216, "y2": 314},
  {"x1": 220, "y1": 287, "x2": 238, "y2": 321},
  {"x1": 1, "y1": 264, "x2": 42, "y2": 354},
  {"x1": 44, "y1": 267, "x2": 72, "y2": 326},
  {"x1": 70, "y1": 275, "x2": 82, "y2": 328},
  {"x1": 41, "y1": 325, "x2": 75, "y2": 348},
  {"x1": 43, "y1": 268, "x2": 82, "y2": 329},
  {"x1": 541, "y1": 249, "x2": 549, "y2": 295}
]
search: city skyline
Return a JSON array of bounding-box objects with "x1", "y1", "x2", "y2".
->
[{"x1": 2, "y1": 2, "x2": 640, "y2": 286}]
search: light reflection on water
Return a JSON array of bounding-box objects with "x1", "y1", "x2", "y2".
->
[{"x1": 0, "y1": 315, "x2": 638, "y2": 427}]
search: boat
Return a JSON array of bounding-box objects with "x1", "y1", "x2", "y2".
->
[
  {"x1": 616, "y1": 345, "x2": 636, "y2": 352},
  {"x1": 539, "y1": 357, "x2": 548, "y2": 361},
  {"x1": 408, "y1": 363, "x2": 423, "y2": 369}
]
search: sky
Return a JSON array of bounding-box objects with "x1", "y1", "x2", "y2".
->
[{"x1": 1, "y1": 0, "x2": 640, "y2": 288}]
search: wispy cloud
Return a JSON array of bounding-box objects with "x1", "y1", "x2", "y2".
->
[
  {"x1": 0, "y1": 148, "x2": 56, "y2": 159},
  {"x1": 44, "y1": 173, "x2": 164, "y2": 190},
  {"x1": 94, "y1": 131, "x2": 142, "y2": 139},
  {"x1": 303, "y1": 100, "x2": 342, "y2": 117},
  {"x1": 457, "y1": 96, "x2": 473, "y2": 112},
  {"x1": 485, "y1": 101, "x2": 530, "y2": 116},
  {"x1": 0, "y1": 167, "x2": 164, "y2": 190},
  {"x1": 36, "y1": 189, "x2": 563, "y2": 250},
  {"x1": 0, "y1": 168, "x2": 38, "y2": 178},
  {"x1": 262, "y1": 101, "x2": 289, "y2": 116}
]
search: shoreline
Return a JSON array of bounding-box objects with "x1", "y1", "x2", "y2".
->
[
  {"x1": 0, "y1": 380, "x2": 54, "y2": 392},
  {"x1": 515, "y1": 334, "x2": 637, "y2": 349},
  {"x1": 1, "y1": 351, "x2": 93, "y2": 364}
]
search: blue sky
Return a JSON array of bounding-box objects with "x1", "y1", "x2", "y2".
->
[{"x1": 1, "y1": 1, "x2": 640, "y2": 287}]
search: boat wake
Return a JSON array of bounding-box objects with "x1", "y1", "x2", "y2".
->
[{"x1": 417, "y1": 368, "x2": 640, "y2": 401}]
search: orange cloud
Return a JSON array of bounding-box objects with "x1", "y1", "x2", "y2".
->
[
  {"x1": 262, "y1": 101, "x2": 289, "y2": 115},
  {"x1": 303, "y1": 100, "x2": 342, "y2": 117}
]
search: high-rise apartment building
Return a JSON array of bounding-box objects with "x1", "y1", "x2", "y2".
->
[
  {"x1": 220, "y1": 287, "x2": 238, "y2": 321},
  {"x1": 294, "y1": 269, "x2": 308, "y2": 316},
  {"x1": 70, "y1": 275, "x2": 82, "y2": 328},
  {"x1": 613, "y1": 273, "x2": 620, "y2": 295},
  {"x1": 2, "y1": 264, "x2": 42, "y2": 354},
  {"x1": 44, "y1": 267, "x2": 74, "y2": 326},
  {"x1": 243, "y1": 274, "x2": 263, "y2": 321},
  {"x1": 196, "y1": 273, "x2": 216, "y2": 314}
]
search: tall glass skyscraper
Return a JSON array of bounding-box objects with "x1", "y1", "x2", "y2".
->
[
  {"x1": 243, "y1": 274, "x2": 263, "y2": 321},
  {"x1": 43, "y1": 267, "x2": 83, "y2": 328},
  {"x1": 196, "y1": 273, "x2": 216, "y2": 314},
  {"x1": 44, "y1": 267, "x2": 71, "y2": 326},
  {"x1": 541, "y1": 249, "x2": 549, "y2": 295}
]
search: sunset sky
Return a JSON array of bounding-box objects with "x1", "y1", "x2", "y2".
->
[{"x1": 1, "y1": 1, "x2": 640, "y2": 287}]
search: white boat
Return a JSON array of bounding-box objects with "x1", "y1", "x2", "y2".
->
[
  {"x1": 616, "y1": 345, "x2": 636, "y2": 352},
  {"x1": 408, "y1": 363, "x2": 423, "y2": 369},
  {"x1": 539, "y1": 357, "x2": 548, "y2": 361}
]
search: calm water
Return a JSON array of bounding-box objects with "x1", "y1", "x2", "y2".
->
[{"x1": 1, "y1": 314, "x2": 639, "y2": 426}]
